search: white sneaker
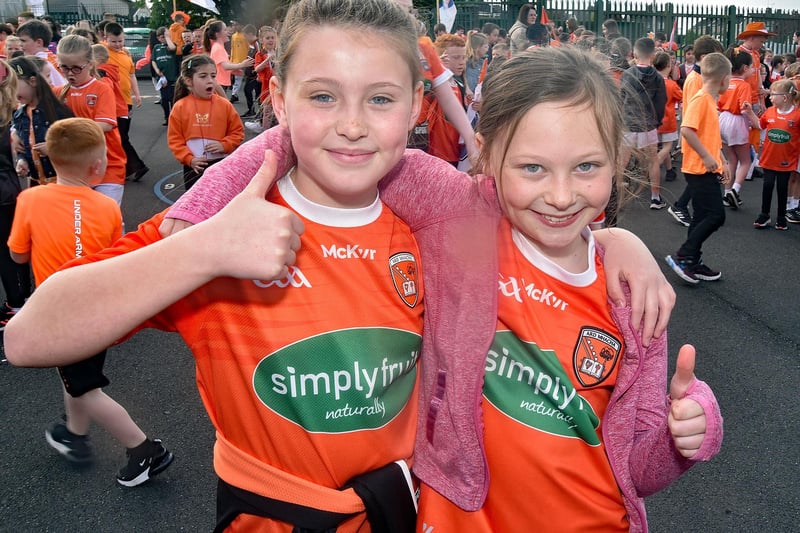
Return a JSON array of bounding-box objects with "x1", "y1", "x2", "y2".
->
[{"x1": 245, "y1": 121, "x2": 264, "y2": 133}]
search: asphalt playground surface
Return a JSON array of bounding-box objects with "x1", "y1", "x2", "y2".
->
[{"x1": 0, "y1": 83, "x2": 798, "y2": 532}]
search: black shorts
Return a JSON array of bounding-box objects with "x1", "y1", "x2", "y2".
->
[{"x1": 57, "y1": 350, "x2": 109, "y2": 397}]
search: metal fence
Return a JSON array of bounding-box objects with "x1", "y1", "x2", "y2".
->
[{"x1": 431, "y1": 1, "x2": 800, "y2": 55}]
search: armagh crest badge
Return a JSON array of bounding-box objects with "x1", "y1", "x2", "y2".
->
[
  {"x1": 573, "y1": 327, "x2": 622, "y2": 387},
  {"x1": 389, "y1": 252, "x2": 419, "y2": 308}
]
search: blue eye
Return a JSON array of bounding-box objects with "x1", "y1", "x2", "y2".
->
[
  {"x1": 523, "y1": 164, "x2": 541, "y2": 173},
  {"x1": 577, "y1": 163, "x2": 596, "y2": 172},
  {"x1": 370, "y1": 95, "x2": 393, "y2": 105},
  {"x1": 311, "y1": 94, "x2": 334, "y2": 103}
]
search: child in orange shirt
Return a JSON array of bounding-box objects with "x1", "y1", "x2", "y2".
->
[
  {"x1": 781, "y1": 63, "x2": 800, "y2": 222},
  {"x1": 91, "y1": 44, "x2": 129, "y2": 133},
  {"x1": 6, "y1": 2, "x2": 427, "y2": 530},
  {"x1": 753, "y1": 80, "x2": 800, "y2": 230},
  {"x1": 104, "y1": 22, "x2": 148, "y2": 180},
  {"x1": 168, "y1": 12, "x2": 187, "y2": 57},
  {"x1": 7, "y1": 118, "x2": 173, "y2": 486},
  {"x1": 655, "y1": 51, "x2": 683, "y2": 182},
  {"x1": 246, "y1": 25, "x2": 277, "y2": 133},
  {"x1": 167, "y1": 54, "x2": 244, "y2": 191},
  {"x1": 666, "y1": 53, "x2": 732, "y2": 284},
  {"x1": 718, "y1": 47, "x2": 761, "y2": 209},
  {"x1": 57, "y1": 34, "x2": 127, "y2": 205}
]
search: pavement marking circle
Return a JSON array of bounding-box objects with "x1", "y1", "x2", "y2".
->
[{"x1": 154, "y1": 171, "x2": 184, "y2": 205}]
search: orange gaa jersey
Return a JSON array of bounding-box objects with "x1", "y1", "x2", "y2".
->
[
  {"x1": 658, "y1": 78, "x2": 683, "y2": 134},
  {"x1": 58, "y1": 78, "x2": 127, "y2": 185},
  {"x1": 759, "y1": 105, "x2": 800, "y2": 172},
  {"x1": 70, "y1": 176, "x2": 424, "y2": 532},
  {"x1": 418, "y1": 220, "x2": 627, "y2": 532},
  {"x1": 718, "y1": 77, "x2": 753, "y2": 114}
]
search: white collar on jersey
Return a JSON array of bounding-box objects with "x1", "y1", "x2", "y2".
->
[
  {"x1": 511, "y1": 226, "x2": 598, "y2": 287},
  {"x1": 277, "y1": 169, "x2": 382, "y2": 227}
]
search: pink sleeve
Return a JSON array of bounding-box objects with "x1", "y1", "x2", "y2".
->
[
  {"x1": 166, "y1": 126, "x2": 295, "y2": 224},
  {"x1": 379, "y1": 150, "x2": 493, "y2": 228},
  {"x1": 680, "y1": 378, "x2": 723, "y2": 462}
]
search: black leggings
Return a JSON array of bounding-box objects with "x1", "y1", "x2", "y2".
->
[
  {"x1": 0, "y1": 202, "x2": 32, "y2": 308},
  {"x1": 761, "y1": 169, "x2": 790, "y2": 221}
]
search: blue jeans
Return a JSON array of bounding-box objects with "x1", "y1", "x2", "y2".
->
[{"x1": 677, "y1": 172, "x2": 725, "y2": 261}]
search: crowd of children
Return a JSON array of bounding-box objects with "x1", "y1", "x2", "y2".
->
[{"x1": 4, "y1": 0, "x2": 800, "y2": 529}]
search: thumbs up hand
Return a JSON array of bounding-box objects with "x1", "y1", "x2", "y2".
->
[
  {"x1": 668, "y1": 344, "x2": 707, "y2": 459},
  {"x1": 200, "y1": 149, "x2": 304, "y2": 281}
]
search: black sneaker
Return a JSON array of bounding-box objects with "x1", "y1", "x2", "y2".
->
[
  {"x1": 117, "y1": 439, "x2": 174, "y2": 487},
  {"x1": 691, "y1": 261, "x2": 721, "y2": 281},
  {"x1": 753, "y1": 214, "x2": 771, "y2": 229},
  {"x1": 230, "y1": 95, "x2": 239, "y2": 103},
  {"x1": 665, "y1": 168, "x2": 677, "y2": 181},
  {"x1": 45, "y1": 422, "x2": 93, "y2": 463},
  {"x1": 668, "y1": 205, "x2": 691, "y2": 227},
  {"x1": 665, "y1": 255, "x2": 699, "y2": 284},
  {"x1": 650, "y1": 197, "x2": 667, "y2": 210},
  {"x1": 723, "y1": 190, "x2": 738, "y2": 210},
  {"x1": 775, "y1": 218, "x2": 788, "y2": 231},
  {"x1": 785, "y1": 208, "x2": 800, "y2": 224},
  {"x1": 0, "y1": 302, "x2": 18, "y2": 330},
  {"x1": 732, "y1": 189, "x2": 743, "y2": 207}
]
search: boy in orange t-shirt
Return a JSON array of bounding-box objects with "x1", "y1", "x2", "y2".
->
[
  {"x1": 666, "y1": 53, "x2": 732, "y2": 284},
  {"x1": 104, "y1": 22, "x2": 149, "y2": 180},
  {"x1": 7, "y1": 118, "x2": 173, "y2": 486}
]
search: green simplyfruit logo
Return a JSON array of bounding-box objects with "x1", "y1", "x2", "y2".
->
[
  {"x1": 483, "y1": 331, "x2": 600, "y2": 445},
  {"x1": 253, "y1": 328, "x2": 420, "y2": 433},
  {"x1": 767, "y1": 129, "x2": 791, "y2": 144}
]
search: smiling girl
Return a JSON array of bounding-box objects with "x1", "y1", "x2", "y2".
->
[{"x1": 7, "y1": 1, "x2": 427, "y2": 530}]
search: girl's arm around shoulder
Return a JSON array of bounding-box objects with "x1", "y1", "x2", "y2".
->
[
  {"x1": 5, "y1": 153, "x2": 302, "y2": 368},
  {"x1": 594, "y1": 228, "x2": 675, "y2": 345},
  {"x1": 378, "y1": 149, "x2": 493, "y2": 229}
]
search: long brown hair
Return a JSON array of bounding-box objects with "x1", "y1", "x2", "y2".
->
[{"x1": 0, "y1": 59, "x2": 17, "y2": 127}]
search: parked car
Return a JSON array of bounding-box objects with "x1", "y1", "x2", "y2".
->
[{"x1": 124, "y1": 27, "x2": 151, "y2": 78}]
